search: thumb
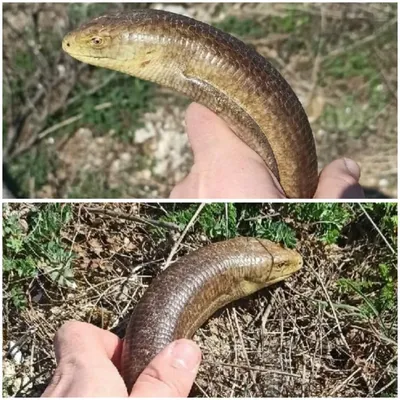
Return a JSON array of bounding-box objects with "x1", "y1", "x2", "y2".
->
[
  {"x1": 130, "y1": 339, "x2": 201, "y2": 398},
  {"x1": 185, "y1": 102, "x2": 267, "y2": 164},
  {"x1": 170, "y1": 102, "x2": 284, "y2": 198},
  {"x1": 185, "y1": 102, "x2": 242, "y2": 162},
  {"x1": 314, "y1": 158, "x2": 365, "y2": 198}
]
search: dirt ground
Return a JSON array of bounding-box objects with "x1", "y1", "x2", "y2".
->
[
  {"x1": 3, "y1": 203, "x2": 397, "y2": 397},
  {"x1": 3, "y1": 3, "x2": 397, "y2": 198}
]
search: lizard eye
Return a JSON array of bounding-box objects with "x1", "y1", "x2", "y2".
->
[{"x1": 91, "y1": 36, "x2": 103, "y2": 46}]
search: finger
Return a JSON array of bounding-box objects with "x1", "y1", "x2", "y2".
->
[
  {"x1": 170, "y1": 103, "x2": 285, "y2": 198},
  {"x1": 54, "y1": 321, "x2": 123, "y2": 366},
  {"x1": 314, "y1": 158, "x2": 365, "y2": 199},
  {"x1": 130, "y1": 339, "x2": 201, "y2": 398},
  {"x1": 185, "y1": 102, "x2": 263, "y2": 163},
  {"x1": 42, "y1": 321, "x2": 126, "y2": 397},
  {"x1": 170, "y1": 160, "x2": 284, "y2": 198}
]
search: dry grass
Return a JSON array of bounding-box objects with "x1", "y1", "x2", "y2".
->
[
  {"x1": 3, "y1": 3, "x2": 397, "y2": 198},
  {"x1": 3, "y1": 203, "x2": 397, "y2": 397}
]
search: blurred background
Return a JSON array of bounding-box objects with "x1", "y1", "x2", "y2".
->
[{"x1": 3, "y1": 3, "x2": 397, "y2": 198}]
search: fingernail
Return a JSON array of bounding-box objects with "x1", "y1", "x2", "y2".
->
[
  {"x1": 343, "y1": 158, "x2": 361, "y2": 180},
  {"x1": 170, "y1": 340, "x2": 201, "y2": 372}
]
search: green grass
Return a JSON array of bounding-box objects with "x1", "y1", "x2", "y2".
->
[
  {"x1": 67, "y1": 170, "x2": 129, "y2": 199},
  {"x1": 8, "y1": 149, "x2": 55, "y2": 198},
  {"x1": 160, "y1": 203, "x2": 397, "y2": 328},
  {"x1": 4, "y1": 3, "x2": 155, "y2": 198},
  {"x1": 7, "y1": 65, "x2": 154, "y2": 199},
  {"x1": 215, "y1": 8, "x2": 312, "y2": 38},
  {"x1": 53, "y1": 70, "x2": 155, "y2": 142},
  {"x1": 337, "y1": 263, "x2": 396, "y2": 342},
  {"x1": 339, "y1": 203, "x2": 397, "y2": 335},
  {"x1": 322, "y1": 87, "x2": 390, "y2": 139},
  {"x1": 159, "y1": 202, "x2": 397, "y2": 249},
  {"x1": 214, "y1": 17, "x2": 267, "y2": 39},
  {"x1": 270, "y1": 11, "x2": 311, "y2": 34},
  {"x1": 284, "y1": 203, "x2": 353, "y2": 244},
  {"x1": 62, "y1": 3, "x2": 155, "y2": 142},
  {"x1": 158, "y1": 203, "x2": 297, "y2": 246},
  {"x1": 320, "y1": 18, "x2": 395, "y2": 140},
  {"x1": 3, "y1": 204, "x2": 75, "y2": 309},
  {"x1": 324, "y1": 51, "x2": 375, "y2": 81},
  {"x1": 213, "y1": 9, "x2": 312, "y2": 56},
  {"x1": 67, "y1": 3, "x2": 116, "y2": 25},
  {"x1": 215, "y1": 5, "x2": 395, "y2": 146},
  {"x1": 6, "y1": 202, "x2": 395, "y2": 320},
  {"x1": 361, "y1": 202, "x2": 397, "y2": 241},
  {"x1": 3, "y1": 49, "x2": 35, "y2": 115}
]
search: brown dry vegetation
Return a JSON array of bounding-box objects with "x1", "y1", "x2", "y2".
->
[
  {"x1": 3, "y1": 3, "x2": 397, "y2": 198},
  {"x1": 3, "y1": 203, "x2": 397, "y2": 397}
]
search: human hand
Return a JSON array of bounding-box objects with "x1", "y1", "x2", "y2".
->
[
  {"x1": 170, "y1": 103, "x2": 365, "y2": 199},
  {"x1": 42, "y1": 321, "x2": 201, "y2": 397}
]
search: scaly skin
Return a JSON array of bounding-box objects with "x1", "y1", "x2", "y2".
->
[
  {"x1": 62, "y1": 9, "x2": 318, "y2": 198},
  {"x1": 119, "y1": 237, "x2": 302, "y2": 391}
]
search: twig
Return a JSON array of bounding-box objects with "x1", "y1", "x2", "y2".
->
[
  {"x1": 12, "y1": 369, "x2": 49, "y2": 397},
  {"x1": 8, "y1": 114, "x2": 82, "y2": 160},
  {"x1": 322, "y1": 17, "x2": 396, "y2": 60},
  {"x1": 350, "y1": 324, "x2": 397, "y2": 347},
  {"x1": 308, "y1": 264, "x2": 351, "y2": 352},
  {"x1": 243, "y1": 212, "x2": 280, "y2": 222},
  {"x1": 358, "y1": 203, "x2": 396, "y2": 256},
  {"x1": 372, "y1": 353, "x2": 397, "y2": 392},
  {"x1": 375, "y1": 377, "x2": 397, "y2": 396},
  {"x1": 305, "y1": 5, "x2": 325, "y2": 111},
  {"x1": 163, "y1": 203, "x2": 206, "y2": 270},
  {"x1": 310, "y1": 263, "x2": 374, "y2": 392},
  {"x1": 261, "y1": 293, "x2": 275, "y2": 333},
  {"x1": 373, "y1": 46, "x2": 397, "y2": 101},
  {"x1": 66, "y1": 72, "x2": 118, "y2": 107},
  {"x1": 202, "y1": 360, "x2": 302, "y2": 378},
  {"x1": 84, "y1": 207, "x2": 180, "y2": 231},
  {"x1": 193, "y1": 381, "x2": 209, "y2": 397},
  {"x1": 6, "y1": 327, "x2": 36, "y2": 358},
  {"x1": 232, "y1": 309, "x2": 259, "y2": 391},
  {"x1": 226, "y1": 311, "x2": 239, "y2": 396},
  {"x1": 329, "y1": 366, "x2": 362, "y2": 396},
  {"x1": 8, "y1": 102, "x2": 112, "y2": 161}
]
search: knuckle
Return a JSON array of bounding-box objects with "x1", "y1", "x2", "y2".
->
[
  {"x1": 55, "y1": 320, "x2": 84, "y2": 343},
  {"x1": 337, "y1": 171, "x2": 359, "y2": 187},
  {"x1": 139, "y1": 364, "x2": 185, "y2": 397}
]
